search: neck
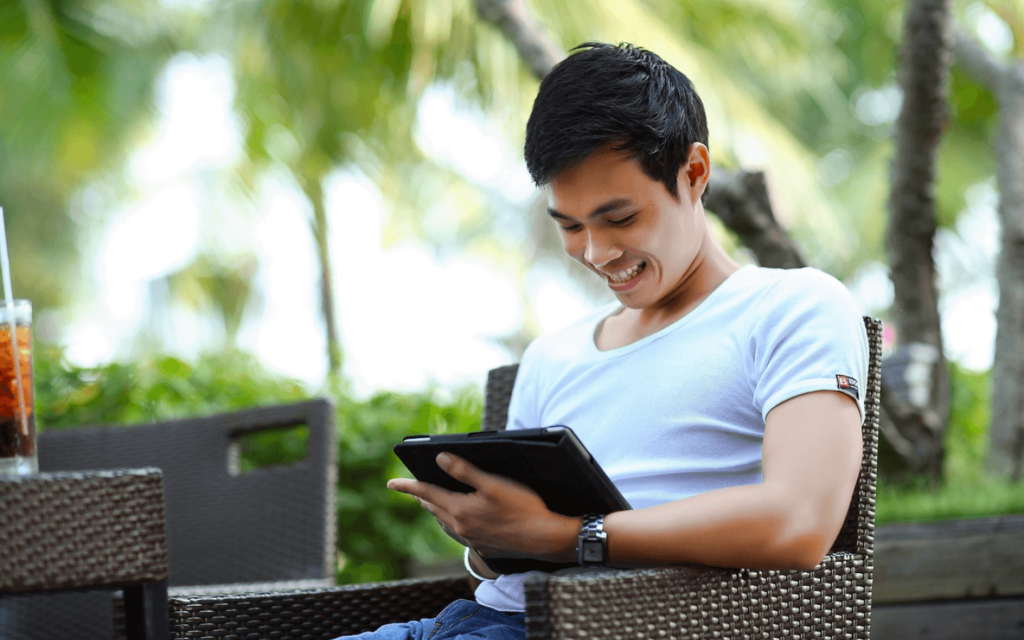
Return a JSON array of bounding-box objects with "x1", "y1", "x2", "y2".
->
[{"x1": 639, "y1": 229, "x2": 741, "y2": 327}]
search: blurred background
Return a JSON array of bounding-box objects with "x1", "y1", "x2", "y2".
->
[{"x1": 2, "y1": 0, "x2": 1022, "y2": 582}]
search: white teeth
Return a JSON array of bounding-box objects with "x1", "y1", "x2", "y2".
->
[{"x1": 608, "y1": 262, "x2": 644, "y2": 283}]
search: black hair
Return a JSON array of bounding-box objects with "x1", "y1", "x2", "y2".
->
[{"x1": 524, "y1": 42, "x2": 709, "y2": 200}]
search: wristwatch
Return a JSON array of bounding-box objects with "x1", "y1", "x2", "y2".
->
[{"x1": 578, "y1": 513, "x2": 607, "y2": 566}]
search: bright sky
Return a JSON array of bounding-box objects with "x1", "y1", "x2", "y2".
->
[{"x1": 61, "y1": 50, "x2": 1002, "y2": 396}]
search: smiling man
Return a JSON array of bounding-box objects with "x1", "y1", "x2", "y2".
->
[{"x1": 338, "y1": 42, "x2": 868, "y2": 640}]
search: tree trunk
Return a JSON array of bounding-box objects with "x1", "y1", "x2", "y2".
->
[
  {"x1": 704, "y1": 168, "x2": 807, "y2": 269},
  {"x1": 952, "y1": 30, "x2": 1024, "y2": 481},
  {"x1": 475, "y1": 0, "x2": 562, "y2": 81},
  {"x1": 301, "y1": 174, "x2": 343, "y2": 378},
  {"x1": 883, "y1": 0, "x2": 953, "y2": 478}
]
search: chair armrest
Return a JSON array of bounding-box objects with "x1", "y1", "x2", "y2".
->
[
  {"x1": 168, "y1": 577, "x2": 335, "y2": 598},
  {"x1": 168, "y1": 575, "x2": 475, "y2": 640},
  {"x1": 523, "y1": 553, "x2": 871, "y2": 640}
]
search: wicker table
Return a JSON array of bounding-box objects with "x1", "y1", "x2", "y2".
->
[{"x1": 0, "y1": 468, "x2": 170, "y2": 640}]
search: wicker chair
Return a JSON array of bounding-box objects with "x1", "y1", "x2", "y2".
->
[
  {"x1": 3, "y1": 399, "x2": 337, "y2": 640},
  {"x1": 168, "y1": 318, "x2": 881, "y2": 640},
  {"x1": 0, "y1": 469, "x2": 170, "y2": 640}
]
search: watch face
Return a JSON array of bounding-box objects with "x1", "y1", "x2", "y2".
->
[{"x1": 583, "y1": 542, "x2": 603, "y2": 563}]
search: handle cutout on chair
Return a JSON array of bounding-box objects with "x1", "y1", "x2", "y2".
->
[{"x1": 227, "y1": 424, "x2": 309, "y2": 475}]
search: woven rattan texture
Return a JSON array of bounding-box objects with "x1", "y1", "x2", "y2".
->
[
  {"x1": 0, "y1": 468, "x2": 168, "y2": 593},
  {"x1": 167, "y1": 577, "x2": 474, "y2": 640},
  {"x1": 4, "y1": 589, "x2": 122, "y2": 640},
  {"x1": 524, "y1": 554, "x2": 870, "y2": 640},
  {"x1": 481, "y1": 364, "x2": 519, "y2": 431},
  {"x1": 830, "y1": 317, "x2": 881, "y2": 556},
  {"x1": 37, "y1": 399, "x2": 337, "y2": 586}
]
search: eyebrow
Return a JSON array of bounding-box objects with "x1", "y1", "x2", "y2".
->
[{"x1": 547, "y1": 198, "x2": 634, "y2": 222}]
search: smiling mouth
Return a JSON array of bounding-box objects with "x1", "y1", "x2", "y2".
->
[{"x1": 606, "y1": 261, "x2": 646, "y2": 285}]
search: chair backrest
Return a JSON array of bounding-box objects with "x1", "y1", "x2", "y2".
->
[
  {"x1": 481, "y1": 317, "x2": 882, "y2": 557},
  {"x1": 37, "y1": 399, "x2": 337, "y2": 586},
  {"x1": 832, "y1": 317, "x2": 882, "y2": 556}
]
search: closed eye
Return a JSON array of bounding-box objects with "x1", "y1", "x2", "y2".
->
[
  {"x1": 608, "y1": 213, "x2": 637, "y2": 226},
  {"x1": 558, "y1": 222, "x2": 582, "y2": 233}
]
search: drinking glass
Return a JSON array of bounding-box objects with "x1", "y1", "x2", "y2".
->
[{"x1": 0, "y1": 300, "x2": 35, "y2": 475}]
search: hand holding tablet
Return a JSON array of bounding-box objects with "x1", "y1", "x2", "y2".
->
[{"x1": 392, "y1": 426, "x2": 631, "y2": 573}]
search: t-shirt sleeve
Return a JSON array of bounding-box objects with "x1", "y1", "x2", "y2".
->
[{"x1": 748, "y1": 269, "x2": 869, "y2": 423}]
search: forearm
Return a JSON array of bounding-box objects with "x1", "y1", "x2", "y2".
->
[
  {"x1": 401, "y1": 394, "x2": 861, "y2": 574},
  {"x1": 605, "y1": 481, "x2": 843, "y2": 571},
  {"x1": 597, "y1": 391, "x2": 863, "y2": 571}
]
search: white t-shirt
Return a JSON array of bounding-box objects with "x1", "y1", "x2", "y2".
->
[{"x1": 474, "y1": 265, "x2": 869, "y2": 611}]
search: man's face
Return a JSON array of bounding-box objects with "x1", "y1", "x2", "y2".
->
[{"x1": 546, "y1": 145, "x2": 710, "y2": 310}]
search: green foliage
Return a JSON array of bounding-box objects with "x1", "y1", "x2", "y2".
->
[
  {"x1": 877, "y1": 363, "x2": 1024, "y2": 524},
  {"x1": 944, "y1": 362, "x2": 992, "y2": 481},
  {"x1": 34, "y1": 344, "x2": 476, "y2": 584},
  {"x1": 232, "y1": 423, "x2": 311, "y2": 474},
  {"x1": 35, "y1": 345, "x2": 308, "y2": 429},
  {"x1": 332, "y1": 389, "x2": 480, "y2": 584},
  {"x1": 876, "y1": 474, "x2": 1024, "y2": 524}
]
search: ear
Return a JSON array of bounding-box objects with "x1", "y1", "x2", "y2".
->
[{"x1": 679, "y1": 143, "x2": 710, "y2": 204}]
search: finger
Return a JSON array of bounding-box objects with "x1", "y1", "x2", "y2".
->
[
  {"x1": 386, "y1": 477, "x2": 419, "y2": 495},
  {"x1": 434, "y1": 452, "x2": 498, "y2": 491},
  {"x1": 419, "y1": 498, "x2": 456, "y2": 526},
  {"x1": 437, "y1": 517, "x2": 457, "y2": 538},
  {"x1": 418, "y1": 498, "x2": 457, "y2": 531},
  {"x1": 387, "y1": 477, "x2": 460, "y2": 510},
  {"x1": 434, "y1": 516, "x2": 470, "y2": 547},
  {"x1": 411, "y1": 495, "x2": 457, "y2": 530}
]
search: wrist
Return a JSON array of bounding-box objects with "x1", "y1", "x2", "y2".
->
[
  {"x1": 578, "y1": 513, "x2": 608, "y2": 566},
  {"x1": 547, "y1": 514, "x2": 584, "y2": 563}
]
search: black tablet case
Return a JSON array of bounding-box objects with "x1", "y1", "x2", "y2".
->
[{"x1": 393, "y1": 426, "x2": 631, "y2": 574}]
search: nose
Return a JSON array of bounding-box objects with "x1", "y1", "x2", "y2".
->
[{"x1": 582, "y1": 229, "x2": 622, "y2": 267}]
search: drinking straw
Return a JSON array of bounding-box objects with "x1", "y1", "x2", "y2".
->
[{"x1": 0, "y1": 207, "x2": 29, "y2": 437}]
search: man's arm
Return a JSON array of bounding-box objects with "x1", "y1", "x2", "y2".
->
[
  {"x1": 388, "y1": 389, "x2": 862, "y2": 571},
  {"x1": 604, "y1": 389, "x2": 862, "y2": 570}
]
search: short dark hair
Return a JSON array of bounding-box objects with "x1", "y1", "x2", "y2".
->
[{"x1": 524, "y1": 42, "x2": 709, "y2": 200}]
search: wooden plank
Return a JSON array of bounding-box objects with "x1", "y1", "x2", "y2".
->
[
  {"x1": 872, "y1": 598, "x2": 1024, "y2": 640},
  {"x1": 876, "y1": 514, "x2": 1024, "y2": 541},
  {"x1": 874, "y1": 515, "x2": 1024, "y2": 603}
]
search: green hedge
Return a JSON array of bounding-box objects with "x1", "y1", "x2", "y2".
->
[{"x1": 34, "y1": 345, "x2": 472, "y2": 584}]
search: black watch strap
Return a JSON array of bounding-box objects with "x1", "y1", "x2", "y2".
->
[{"x1": 578, "y1": 513, "x2": 607, "y2": 566}]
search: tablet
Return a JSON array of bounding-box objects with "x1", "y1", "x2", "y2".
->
[{"x1": 393, "y1": 426, "x2": 631, "y2": 574}]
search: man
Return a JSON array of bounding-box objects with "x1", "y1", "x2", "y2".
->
[{"x1": 341, "y1": 42, "x2": 867, "y2": 640}]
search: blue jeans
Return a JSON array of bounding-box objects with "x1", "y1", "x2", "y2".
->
[{"x1": 337, "y1": 599, "x2": 526, "y2": 640}]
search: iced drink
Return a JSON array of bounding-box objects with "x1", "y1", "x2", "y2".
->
[{"x1": 0, "y1": 300, "x2": 35, "y2": 474}]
